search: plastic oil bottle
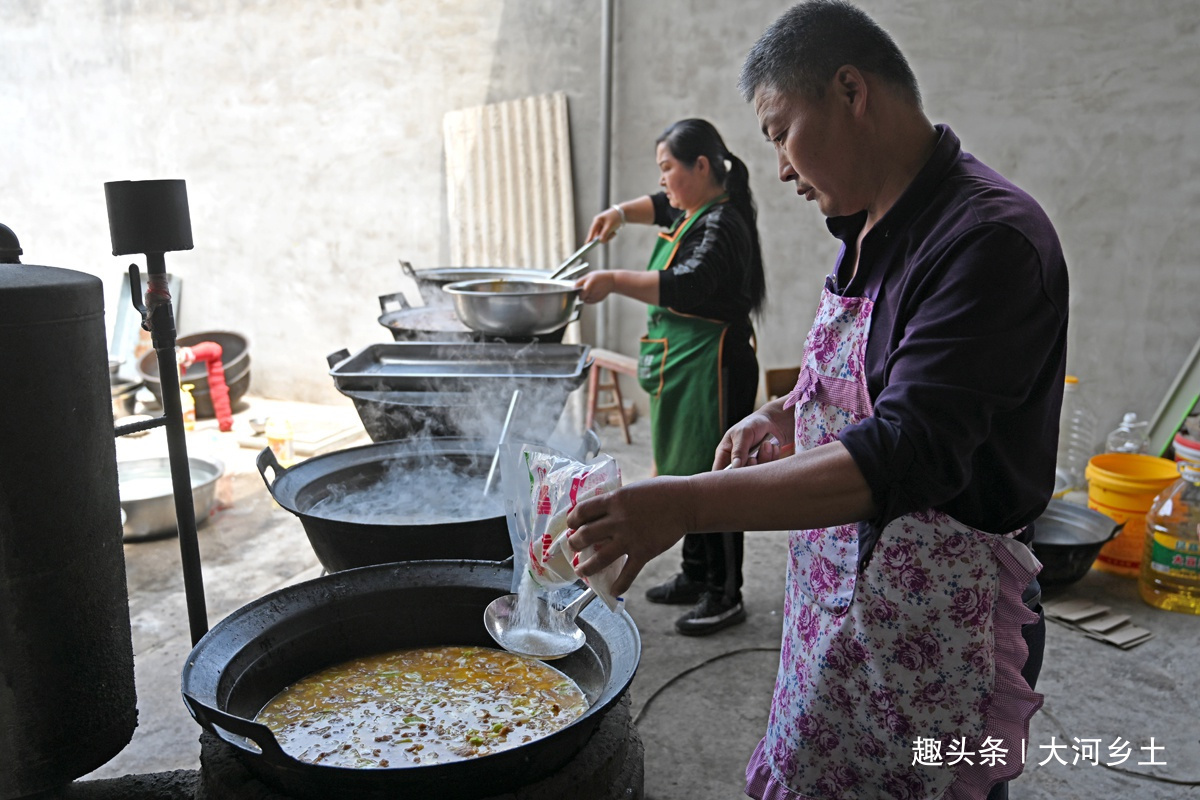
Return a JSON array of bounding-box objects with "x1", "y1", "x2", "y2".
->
[
  {"x1": 1139, "y1": 460, "x2": 1200, "y2": 615},
  {"x1": 1054, "y1": 375, "x2": 1098, "y2": 493},
  {"x1": 180, "y1": 383, "x2": 196, "y2": 431},
  {"x1": 266, "y1": 416, "x2": 295, "y2": 467},
  {"x1": 1105, "y1": 412, "x2": 1150, "y2": 454}
]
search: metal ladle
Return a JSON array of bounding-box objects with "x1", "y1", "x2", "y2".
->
[
  {"x1": 484, "y1": 586, "x2": 598, "y2": 660},
  {"x1": 483, "y1": 389, "x2": 521, "y2": 496}
]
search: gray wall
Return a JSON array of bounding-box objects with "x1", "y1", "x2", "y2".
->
[{"x1": 5, "y1": 0, "x2": 1198, "y2": 446}]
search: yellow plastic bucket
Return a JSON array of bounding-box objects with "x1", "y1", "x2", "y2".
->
[{"x1": 1085, "y1": 453, "x2": 1180, "y2": 576}]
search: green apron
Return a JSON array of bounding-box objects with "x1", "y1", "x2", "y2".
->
[{"x1": 637, "y1": 196, "x2": 730, "y2": 476}]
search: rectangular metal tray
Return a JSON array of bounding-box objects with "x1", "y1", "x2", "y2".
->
[{"x1": 327, "y1": 342, "x2": 592, "y2": 392}]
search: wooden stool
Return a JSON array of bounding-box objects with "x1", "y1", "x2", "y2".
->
[
  {"x1": 586, "y1": 348, "x2": 638, "y2": 444},
  {"x1": 765, "y1": 365, "x2": 803, "y2": 401}
]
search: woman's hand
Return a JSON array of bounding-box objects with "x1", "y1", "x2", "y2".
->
[
  {"x1": 712, "y1": 400, "x2": 795, "y2": 471},
  {"x1": 587, "y1": 207, "x2": 623, "y2": 243},
  {"x1": 575, "y1": 272, "x2": 614, "y2": 304},
  {"x1": 566, "y1": 477, "x2": 692, "y2": 597}
]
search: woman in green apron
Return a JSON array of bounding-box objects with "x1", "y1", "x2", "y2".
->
[{"x1": 576, "y1": 118, "x2": 766, "y2": 636}]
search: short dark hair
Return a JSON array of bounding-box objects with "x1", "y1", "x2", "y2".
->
[{"x1": 739, "y1": 0, "x2": 921, "y2": 106}]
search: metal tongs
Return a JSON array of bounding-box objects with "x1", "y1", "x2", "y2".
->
[{"x1": 549, "y1": 239, "x2": 601, "y2": 280}]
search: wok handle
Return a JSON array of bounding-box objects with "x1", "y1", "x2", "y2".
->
[
  {"x1": 399, "y1": 259, "x2": 417, "y2": 279},
  {"x1": 181, "y1": 692, "x2": 292, "y2": 766},
  {"x1": 326, "y1": 348, "x2": 351, "y2": 370},
  {"x1": 378, "y1": 292, "x2": 411, "y2": 313},
  {"x1": 256, "y1": 446, "x2": 286, "y2": 492}
]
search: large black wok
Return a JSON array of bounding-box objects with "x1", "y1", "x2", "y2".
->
[
  {"x1": 259, "y1": 433, "x2": 599, "y2": 572},
  {"x1": 258, "y1": 437, "x2": 510, "y2": 572},
  {"x1": 181, "y1": 559, "x2": 641, "y2": 800}
]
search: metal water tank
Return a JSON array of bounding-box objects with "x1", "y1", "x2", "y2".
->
[{"x1": 0, "y1": 238, "x2": 137, "y2": 798}]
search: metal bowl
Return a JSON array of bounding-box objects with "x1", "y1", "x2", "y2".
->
[
  {"x1": 443, "y1": 278, "x2": 580, "y2": 338},
  {"x1": 111, "y1": 378, "x2": 143, "y2": 419},
  {"x1": 1032, "y1": 499, "x2": 1123, "y2": 587},
  {"x1": 118, "y1": 456, "x2": 224, "y2": 540}
]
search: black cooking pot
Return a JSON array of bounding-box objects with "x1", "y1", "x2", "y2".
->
[
  {"x1": 258, "y1": 437, "x2": 511, "y2": 572},
  {"x1": 377, "y1": 291, "x2": 481, "y2": 343},
  {"x1": 180, "y1": 559, "x2": 640, "y2": 800},
  {"x1": 138, "y1": 330, "x2": 250, "y2": 417}
]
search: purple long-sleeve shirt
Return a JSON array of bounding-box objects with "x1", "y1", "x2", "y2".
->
[{"x1": 831, "y1": 125, "x2": 1069, "y2": 542}]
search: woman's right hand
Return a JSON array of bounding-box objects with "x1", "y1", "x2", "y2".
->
[
  {"x1": 587, "y1": 207, "x2": 623, "y2": 243},
  {"x1": 575, "y1": 272, "x2": 614, "y2": 304},
  {"x1": 712, "y1": 399, "x2": 795, "y2": 471}
]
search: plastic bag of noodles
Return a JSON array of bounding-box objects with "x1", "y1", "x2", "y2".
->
[{"x1": 500, "y1": 441, "x2": 626, "y2": 611}]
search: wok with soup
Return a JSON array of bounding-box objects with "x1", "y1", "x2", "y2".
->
[{"x1": 181, "y1": 559, "x2": 640, "y2": 800}]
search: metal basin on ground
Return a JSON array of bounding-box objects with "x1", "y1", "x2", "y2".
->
[
  {"x1": 180, "y1": 559, "x2": 641, "y2": 800},
  {"x1": 118, "y1": 456, "x2": 223, "y2": 540}
]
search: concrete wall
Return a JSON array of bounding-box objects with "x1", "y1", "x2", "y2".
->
[{"x1": 5, "y1": 0, "x2": 1198, "y2": 447}]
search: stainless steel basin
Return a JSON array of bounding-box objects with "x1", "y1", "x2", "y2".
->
[
  {"x1": 118, "y1": 456, "x2": 224, "y2": 540},
  {"x1": 443, "y1": 278, "x2": 580, "y2": 337}
]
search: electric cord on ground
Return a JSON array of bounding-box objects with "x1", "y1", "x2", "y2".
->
[
  {"x1": 632, "y1": 641, "x2": 1200, "y2": 788},
  {"x1": 632, "y1": 646, "x2": 780, "y2": 727},
  {"x1": 1038, "y1": 704, "x2": 1200, "y2": 787}
]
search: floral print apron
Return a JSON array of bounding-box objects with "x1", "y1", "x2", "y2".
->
[{"x1": 745, "y1": 286, "x2": 1044, "y2": 800}]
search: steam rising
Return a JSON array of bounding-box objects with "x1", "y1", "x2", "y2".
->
[{"x1": 312, "y1": 340, "x2": 591, "y2": 527}]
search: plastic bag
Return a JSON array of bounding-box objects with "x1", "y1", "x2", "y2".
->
[{"x1": 501, "y1": 441, "x2": 626, "y2": 611}]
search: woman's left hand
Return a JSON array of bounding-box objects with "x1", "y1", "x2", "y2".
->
[
  {"x1": 575, "y1": 272, "x2": 614, "y2": 304},
  {"x1": 566, "y1": 476, "x2": 692, "y2": 597}
]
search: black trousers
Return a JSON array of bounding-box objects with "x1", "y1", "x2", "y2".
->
[{"x1": 676, "y1": 329, "x2": 758, "y2": 603}]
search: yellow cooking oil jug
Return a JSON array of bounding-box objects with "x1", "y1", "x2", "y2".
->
[{"x1": 1140, "y1": 460, "x2": 1200, "y2": 615}]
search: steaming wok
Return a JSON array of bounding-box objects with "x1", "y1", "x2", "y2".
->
[
  {"x1": 258, "y1": 433, "x2": 599, "y2": 572},
  {"x1": 181, "y1": 559, "x2": 641, "y2": 800},
  {"x1": 258, "y1": 437, "x2": 510, "y2": 572}
]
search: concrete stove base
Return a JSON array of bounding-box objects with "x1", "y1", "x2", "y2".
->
[{"x1": 37, "y1": 695, "x2": 642, "y2": 800}]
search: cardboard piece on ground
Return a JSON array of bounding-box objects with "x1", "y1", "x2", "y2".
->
[
  {"x1": 1045, "y1": 600, "x2": 1111, "y2": 623},
  {"x1": 1079, "y1": 613, "x2": 1131, "y2": 634},
  {"x1": 1083, "y1": 626, "x2": 1154, "y2": 649},
  {"x1": 1044, "y1": 599, "x2": 1155, "y2": 650}
]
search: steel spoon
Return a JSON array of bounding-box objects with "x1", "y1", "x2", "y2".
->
[{"x1": 484, "y1": 587, "x2": 598, "y2": 660}]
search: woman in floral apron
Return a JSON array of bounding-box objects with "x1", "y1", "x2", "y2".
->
[
  {"x1": 576, "y1": 119, "x2": 766, "y2": 636},
  {"x1": 568, "y1": 3, "x2": 1067, "y2": 798}
]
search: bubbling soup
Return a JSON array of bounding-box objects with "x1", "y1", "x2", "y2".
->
[{"x1": 255, "y1": 645, "x2": 588, "y2": 768}]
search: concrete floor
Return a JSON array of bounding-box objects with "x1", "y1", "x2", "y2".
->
[{"x1": 82, "y1": 394, "x2": 1200, "y2": 799}]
